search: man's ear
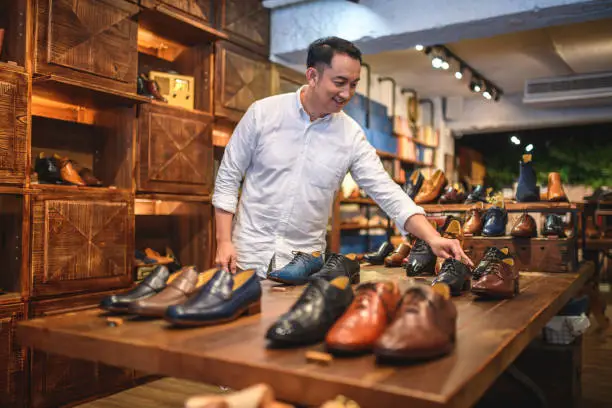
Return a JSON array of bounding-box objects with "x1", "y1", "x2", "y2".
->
[{"x1": 306, "y1": 67, "x2": 318, "y2": 85}]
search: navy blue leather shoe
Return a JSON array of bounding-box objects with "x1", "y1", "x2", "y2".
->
[
  {"x1": 267, "y1": 251, "x2": 324, "y2": 285},
  {"x1": 482, "y1": 207, "x2": 508, "y2": 236},
  {"x1": 165, "y1": 269, "x2": 262, "y2": 327},
  {"x1": 515, "y1": 156, "x2": 539, "y2": 202}
]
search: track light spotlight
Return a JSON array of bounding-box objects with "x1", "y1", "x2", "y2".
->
[
  {"x1": 470, "y1": 78, "x2": 482, "y2": 93},
  {"x1": 431, "y1": 57, "x2": 444, "y2": 69},
  {"x1": 441, "y1": 61, "x2": 450, "y2": 70},
  {"x1": 455, "y1": 70, "x2": 463, "y2": 79},
  {"x1": 415, "y1": 44, "x2": 424, "y2": 51}
]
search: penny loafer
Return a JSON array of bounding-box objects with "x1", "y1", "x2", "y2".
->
[
  {"x1": 266, "y1": 277, "x2": 353, "y2": 346},
  {"x1": 364, "y1": 241, "x2": 394, "y2": 265},
  {"x1": 100, "y1": 265, "x2": 175, "y2": 313},
  {"x1": 166, "y1": 269, "x2": 261, "y2": 327},
  {"x1": 326, "y1": 281, "x2": 401, "y2": 354},
  {"x1": 432, "y1": 259, "x2": 472, "y2": 296},
  {"x1": 309, "y1": 253, "x2": 360, "y2": 284},
  {"x1": 267, "y1": 251, "x2": 323, "y2": 285},
  {"x1": 510, "y1": 213, "x2": 537, "y2": 238},
  {"x1": 472, "y1": 247, "x2": 511, "y2": 281},
  {"x1": 414, "y1": 170, "x2": 447, "y2": 204},
  {"x1": 472, "y1": 256, "x2": 519, "y2": 299}
]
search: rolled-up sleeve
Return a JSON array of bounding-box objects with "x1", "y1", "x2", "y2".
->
[
  {"x1": 212, "y1": 104, "x2": 258, "y2": 214},
  {"x1": 349, "y1": 130, "x2": 425, "y2": 235}
]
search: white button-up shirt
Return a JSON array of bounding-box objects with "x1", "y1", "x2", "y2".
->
[{"x1": 212, "y1": 88, "x2": 425, "y2": 277}]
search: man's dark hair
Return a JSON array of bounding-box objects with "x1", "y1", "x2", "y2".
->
[{"x1": 306, "y1": 37, "x2": 362, "y2": 70}]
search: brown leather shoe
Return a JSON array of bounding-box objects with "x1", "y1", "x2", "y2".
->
[
  {"x1": 471, "y1": 257, "x2": 519, "y2": 298},
  {"x1": 438, "y1": 184, "x2": 466, "y2": 204},
  {"x1": 463, "y1": 204, "x2": 484, "y2": 236},
  {"x1": 55, "y1": 155, "x2": 86, "y2": 186},
  {"x1": 435, "y1": 218, "x2": 464, "y2": 274},
  {"x1": 374, "y1": 284, "x2": 457, "y2": 361},
  {"x1": 384, "y1": 242, "x2": 412, "y2": 267},
  {"x1": 128, "y1": 267, "x2": 215, "y2": 317},
  {"x1": 415, "y1": 170, "x2": 447, "y2": 204},
  {"x1": 326, "y1": 281, "x2": 401, "y2": 354},
  {"x1": 547, "y1": 172, "x2": 567, "y2": 202},
  {"x1": 510, "y1": 213, "x2": 537, "y2": 238}
]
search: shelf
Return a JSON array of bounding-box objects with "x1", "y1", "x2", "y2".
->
[
  {"x1": 393, "y1": 133, "x2": 438, "y2": 149},
  {"x1": 581, "y1": 238, "x2": 612, "y2": 251},
  {"x1": 138, "y1": 5, "x2": 228, "y2": 46},
  {"x1": 135, "y1": 198, "x2": 208, "y2": 215},
  {"x1": 464, "y1": 236, "x2": 575, "y2": 242},
  {"x1": 138, "y1": 27, "x2": 188, "y2": 62},
  {"x1": 149, "y1": 100, "x2": 211, "y2": 116},
  {"x1": 32, "y1": 74, "x2": 150, "y2": 109},
  {"x1": 31, "y1": 95, "x2": 97, "y2": 125},
  {"x1": 0, "y1": 185, "x2": 27, "y2": 195},
  {"x1": 29, "y1": 184, "x2": 132, "y2": 199},
  {"x1": 376, "y1": 150, "x2": 397, "y2": 160},
  {"x1": 136, "y1": 193, "x2": 211, "y2": 203},
  {"x1": 0, "y1": 61, "x2": 25, "y2": 74},
  {"x1": 341, "y1": 197, "x2": 376, "y2": 205},
  {"x1": 421, "y1": 202, "x2": 580, "y2": 213},
  {"x1": 375, "y1": 150, "x2": 433, "y2": 167},
  {"x1": 0, "y1": 292, "x2": 22, "y2": 306}
]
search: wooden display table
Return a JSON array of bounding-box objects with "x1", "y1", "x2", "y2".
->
[{"x1": 18, "y1": 263, "x2": 593, "y2": 408}]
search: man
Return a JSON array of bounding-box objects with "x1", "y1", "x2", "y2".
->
[{"x1": 213, "y1": 37, "x2": 471, "y2": 276}]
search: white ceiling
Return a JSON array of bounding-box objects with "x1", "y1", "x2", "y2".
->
[{"x1": 363, "y1": 18, "x2": 612, "y2": 99}]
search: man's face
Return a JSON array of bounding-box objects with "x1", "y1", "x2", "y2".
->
[{"x1": 308, "y1": 53, "x2": 361, "y2": 114}]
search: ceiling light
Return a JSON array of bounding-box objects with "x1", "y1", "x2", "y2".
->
[
  {"x1": 470, "y1": 78, "x2": 482, "y2": 92},
  {"x1": 415, "y1": 44, "x2": 424, "y2": 51},
  {"x1": 483, "y1": 91, "x2": 492, "y2": 99},
  {"x1": 454, "y1": 71, "x2": 463, "y2": 79},
  {"x1": 441, "y1": 61, "x2": 450, "y2": 70},
  {"x1": 431, "y1": 57, "x2": 444, "y2": 69},
  {"x1": 525, "y1": 144, "x2": 534, "y2": 152},
  {"x1": 510, "y1": 136, "x2": 521, "y2": 145}
]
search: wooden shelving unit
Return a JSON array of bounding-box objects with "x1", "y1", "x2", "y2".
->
[{"x1": 421, "y1": 201, "x2": 580, "y2": 213}]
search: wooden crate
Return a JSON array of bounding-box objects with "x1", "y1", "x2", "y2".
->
[
  {"x1": 141, "y1": 0, "x2": 215, "y2": 26},
  {"x1": 33, "y1": 0, "x2": 139, "y2": 94},
  {"x1": 137, "y1": 103, "x2": 214, "y2": 195},
  {"x1": 214, "y1": 41, "x2": 272, "y2": 123},
  {"x1": 29, "y1": 291, "x2": 135, "y2": 408},
  {"x1": 0, "y1": 68, "x2": 28, "y2": 185},
  {"x1": 30, "y1": 192, "x2": 133, "y2": 298},
  {"x1": 218, "y1": 0, "x2": 270, "y2": 56},
  {"x1": 464, "y1": 236, "x2": 577, "y2": 273},
  {"x1": 0, "y1": 302, "x2": 26, "y2": 408}
]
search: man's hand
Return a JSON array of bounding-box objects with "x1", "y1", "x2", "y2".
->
[
  {"x1": 215, "y1": 241, "x2": 237, "y2": 274},
  {"x1": 427, "y1": 235, "x2": 473, "y2": 267}
]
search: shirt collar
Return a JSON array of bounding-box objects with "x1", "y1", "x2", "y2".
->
[{"x1": 296, "y1": 86, "x2": 334, "y2": 123}]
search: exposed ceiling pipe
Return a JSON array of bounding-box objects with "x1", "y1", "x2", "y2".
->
[
  {"x1": 378, "y1": 77, "x2": 397, "y2": 121},
  {"x1": 362, "y1": 63, "x2": 372, "y2": 129}
]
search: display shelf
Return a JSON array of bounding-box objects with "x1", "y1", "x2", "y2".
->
[
  {"x1": 135, "y1": 196, "x2": 212, "y2": 216},
  {"x1": 375, "y1": 150, "x2": 433, "y2": 167},
  {"x1": 31, "y1": 95, "x2": 97, "y2": 125},
  {"x1": 29, "y1": 184, "x2": 132, "y2": 198},
  {"x1": 136, "y1": 193, "x2": 212, "y2": 203},
  {"x1": 392, "y1": 133, "x2": 438, "y2": 149},
  {"x1": 421, "y1": 202, "x2": 579, "y2": 213},
  {"x1": 464, "y1": 236, "x2": 575, "y2": 242},
  {"x1": 0, "y1": 61, "x2": 24, "y2": 74},
  {"x1": 581, "y1": 238, "x2": 612, "y2": 251},
  {"x1": 0, "y1": 292, "x2": 22, "y2": 306},
  {"x1": 0, "y1": 185, "x2": 26, "y2": 195}
]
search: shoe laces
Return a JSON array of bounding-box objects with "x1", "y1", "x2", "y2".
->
[
  {"x1": 324, "y1": 253, "x2": 344, "y2": 270},
  {"x1": 412, "y1": 239, "x2": 430, "y2": 254},
  {"x1": 441, "y1": 259, "x2": 457, "y2": 276},
  {"x1": 288, "y1": 251, "x2": 313, "y2": 266},
  {"x1": 483, "y1": 261, "x2": 504, "y2": 279}
]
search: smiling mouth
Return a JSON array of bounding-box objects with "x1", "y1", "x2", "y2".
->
[{"x1": 333, "y1": 97, "x2": 345, "y2": 105}]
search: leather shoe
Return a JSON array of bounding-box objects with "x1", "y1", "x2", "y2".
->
[
  {"x1": 128, "y1": 267, "x2": 215, "y2": 317},
  {"x1": 472, "y1": 256, "x2": 519, "y2": 299},
  {"x1": 326, "y1": 281, "x2": 401, "y2": 354},
  {"x1": 405, "y1": 238, "x2": 436, "y2": 277},
  {"x1": 465, "y1": 185, "x2": 487, "y2": 204},
  {"x1": 100, "y1": 265, "x2": 175, "y2": 313},
  {"x1": 374, "y1": 284, "x2": 457, "y2": 361},
  {"x1": 414, "y1": 170, "x2": 447, "y2": 204},
  {"x1": 309, "y1": 253, "x2": 360, "y2": 284},
  {"x1": 267, "y1": 251, "x2": 323, "y2": 285},
  {"x1": 55, "y1": 155, "x2": 86, "y2": 186},
  {"x1": 547, "y1": 172, "x2": 568, "y2": 202},
  {"x1": 542, "y1": 214, "x2": 566, "y2": 237},
  {"x1": 165, "y1": 269, "x2": 261, "y2": 327},
  {"x1": 404, "y1": 170, "x2": 424, "y2": 199},
  {"x1": 34, "y1": 153, "x2": 63, "y2": 184},
  {"x1": 482, "y1": 206, "x2": 508, "y2": 236},
  {"x1": 435, "y1": 218, "x2": 463, "y2": 273},
  {"x1": 432, "y1": 259, "x2": 472, "y2": 296},
  {"x1": 472, "y1": 246, "x2": 511, "y2": 281},
  {"x1": 266, "y1": 277, "x2": 353, "y2": 346},
  {"x1": 364, "y1": 241, "x2": 394, "y2": 265},
  {"x1": 438, "y1": 185, "x2": 466, "y2": 204},
  {"x1": 515, "y1": 154, "x2": 539, "y2": 202},
  {"x1": 510, "y1": 213, "x2": 537, "y2": 238},
  {"x1": 384, "y1": 242, "x2": 412, "y2": 267},
  {"x1": 463, "y1": 204, "x2": 484, "y2": 236}
]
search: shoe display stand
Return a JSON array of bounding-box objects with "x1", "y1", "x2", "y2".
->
[
  {"x1": 0, "y1": 0, "x2": 288, "y2": 406},
  {"x1": 18, "y1": 262, "x2": 594, "y2": 408}
]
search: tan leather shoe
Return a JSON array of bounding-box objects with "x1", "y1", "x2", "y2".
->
[
  {"x1": 326, "y1": 281, "x2": 401, "y2": 354},
  {"x1": 384, "y1": 242, "x2": 412, "y2": 267},
  {"x1": 510, "y1": 213, "x2": 537, "y2": 238},
  {"x1": 547, "y1": 172, "x2": 567, "y2": 202},
  {"x1": 55, "y1": 155, "x2": 86, "y2": 186},
  {"x1": 374, "y1": 284, "x2": 457, "y2": 361},
  {"x1": 463, "y1": 204, "x2": 484, "y2": 236},
  {"x1": 414, "y1": 170, "x2": 447, "y2": 204},
  {"x1": 128, "y1": 267, "x2": 215, "y2": 317},
  {"x1": 472, "y1": 257, "x2": 519, "y2": 298},
  {"x1": 435, "y1": 218, "x2": 463, "y2": 274},
  {"x1": 144, "y1": 248, "x2": 174, "y2": 264}
]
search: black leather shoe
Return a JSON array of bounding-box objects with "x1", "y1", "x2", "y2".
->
[
  {"x1": 165, "y1": 269, "x2": 262, "y2": 326},
  {"x1": 405, "y1": 239, "x2": 436, "y2": 277},
  {"x1": 472, "y1": 247, "x2": 511, "y2": 281},
  {"x1": 465, "y1": 185, "x2": 487, "y2": 204},
  {"x1": 405, "y1": 170, "x2": 424, "y2": 199},
  {"x1": 100, "y1": 265, "x2": 172, "y2": 313},
  {"x1": 309, "y1": 253, "x2": 360, "y2": 284},
  {"x1": 363, "y1": 242, "x2": 394, "y2": 265},
  {"x1": 266, "y1": 277, "x2": 353, "y2": 346},
  {"x1": 34, "y1": 154, "x2": 63, "y2": 184},
  {"x1": 482, "y1": 206, "x2": 508, "y2": 237},
  {"x1": 432, "y1": 259, "x2": 471, "y2": 296},
  {"x1": 515, "y1": 156, "x2": 539, "y2": 202},
  {"x1": 542, "y1": 214, "x2": 566, "y2": 237}
]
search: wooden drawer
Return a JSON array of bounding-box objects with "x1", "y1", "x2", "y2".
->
[
  {"x1": 0, "y1": 69, "x2": 27, "y2": 185},
  {"x1": 218, "y1": 0, "x2": 270, "y2": 56},
  {"x1": 144, "y1": 0, "x2": 214, "y2": 25},
  {"x1": 138, "y1": 103, "x2": 213, "y2": 195},
  {"x1": 0, "y1": 302, "x2": 26, "y2": 408},
  {"x1": 31, "y1": 196, "x2": 133, "y2": 298},
  {"x1": 463, "y1": 237, "x2": 576, "y2": 273},
  {"x1": 34, "y1": 0, "x2": 139, "y2": 94},
  {"x1": 214, "y1": 41, "x2": 272, "y2": 123},
  {"x1": 30, "y1": 292, "x2": 134, "y2": 408}
]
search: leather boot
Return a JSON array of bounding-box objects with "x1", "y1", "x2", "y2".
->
[
  {"x1": 510, "y1": 213, "x2": 537, "y2": 238},
  {"x1": 415, "y1": 170, "x2": 447, "y2": 204},
  {"x1": 515, "y1": 154, "x2": 539, "y2": 202},
  {"x1": 405, "y1": 170, "x2": 424, "y2": 199},
  {"x1": 547, "y1": 172, "x2": 567, "y2": 202},
  {"x1": 463, "y1": 204, "x2": 484, "y2": 236}
]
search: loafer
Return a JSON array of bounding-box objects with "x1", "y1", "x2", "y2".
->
[
  {"x1": 364, "y1": 241, "x2": 394, "y2": 265},
  {"x1": 438, "y1": 185, "x2": 466, "y2": 204},
  {"x1": 432, "y1": 259, "x2": 472, "y2": 296},
  {"x1": 510, "y1": 213, "x2": 537, "y2": 238},
  {"x1": 309, "y1": 253, "x2": 360, "y2": 284},
  {"x1": 515, "y1": 155, "x2": 539, "y2": 202},
  {"x1": 266, "y1": 277, "x2": 353, "y2": 346},
  {"x1": 100, "y1": 265, "x2": 174, "y2": 313},
  {"x1": 267, "y1": 251, "x2": 323, "y2": 285},
  {"x1": 405, "y1": 238, "x2": 436, "y2": 277},
  {"x1": 482, "y1": 206, "x2": 508, "y2": 236},
  {"x1": 414, "y1": 170, "x2": 447, "y2": 204},
  {"x1": 472, "y1": 256, "x2": 519, "y2": 299},
  {"x1": 166, "y1": 269, "x2": 261, "y2": 327},
  {"x1": 542, "y1": 214, "x2": 566, "y2": 237},
  {"x1": 472, "y1": 247, "x2": 511, "y2": 281},
  {"x1": 404, "y1": 170, "x2": 424, "y2": 199}
]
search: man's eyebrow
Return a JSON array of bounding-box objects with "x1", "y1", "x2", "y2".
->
[{"x1": 333, "y1": 76, "x2": 360, "y2": 82}]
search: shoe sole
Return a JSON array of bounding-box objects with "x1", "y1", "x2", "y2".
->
[
  {"x1": 266, "y1": 275, "x2": 308, "y2": 285},
  {"x1": 165, "y1": 301, "x2": 261, "y2": 327},
  {"x1": 326, "y1": 343, "x2": 372, "y2": 356},
  {"x1": 471, "y1": 288, "x2": 516, "y2": 299},
  {"x1": 374, "y1": 343, "x2": 454, "y2": 362}
]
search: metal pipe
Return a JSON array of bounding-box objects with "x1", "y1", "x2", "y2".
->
[
  {"x1": 362, "y1": 62, "x2": 371, "y2": 129},
  {"x1": 378, "y1": 77, "x2": 397, "y2": 120}
]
